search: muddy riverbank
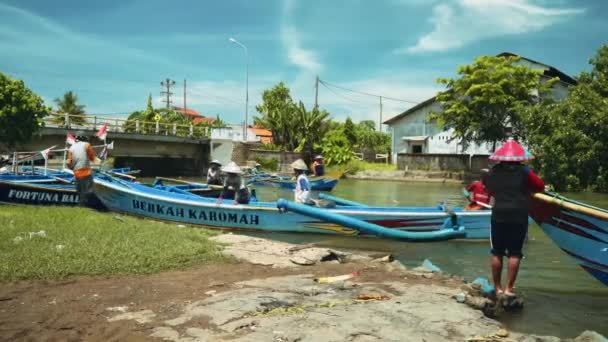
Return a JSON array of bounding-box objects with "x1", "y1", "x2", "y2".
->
[{"x1": 1, "y1": 233, "x2": 604, "y2": 341}]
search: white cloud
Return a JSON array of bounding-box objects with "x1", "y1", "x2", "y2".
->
[
  {"x1": 281, "y1": 0, "x2": 322, "y2": 72},
  {"x1": 401, "y1": 0, "x2": 584, "y2": 54}
]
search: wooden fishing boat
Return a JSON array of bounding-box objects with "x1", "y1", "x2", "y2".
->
[
  {"x1": 0, "y1": 168, "x2": 139, "y2": 208},
  {"x1": 0, "y1": 180, "x2": 87, "y2": 207},
  {"x1": 530, "y1": 192, "x2": 608, "y2": 286},
  {"x1": 93, "y1": 173, "x2": 491, "y2": 240}
]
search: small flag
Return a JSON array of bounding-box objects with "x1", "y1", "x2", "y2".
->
[
  {"x1": 66, "y1": 133, "x2": 76, "y2": 145},
  {"x1": 98, "y1": 141, "x2": 114, "y2": 160},
  {"x1": 97, "y1": 123, "x2": 108, "y2": 141},
  {"x1": 40, "y1": 146, "x2": 57, "y2": 161}
]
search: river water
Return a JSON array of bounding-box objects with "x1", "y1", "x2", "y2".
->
[{"x1": 242, "y1": 179, "x2": 608, "y2": 338}]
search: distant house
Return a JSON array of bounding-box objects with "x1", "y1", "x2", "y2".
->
[
  {"x1": 172, "y1": 107, "x2": 216, "y2": 125},
  {"x1": 250, "y1": 126, "x2": 273, "y2": 144},
  {"x1": 383, "y1": 52, "x2": 577, "y2": 163}
]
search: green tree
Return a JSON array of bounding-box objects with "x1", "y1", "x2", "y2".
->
[
  {"x1": 315, "y1": 128, "x2": 353, "y2": 165},
  {"x1": 430, "y1": 55, "x2": 554, "y2": 151},
  {"x1": 524, "y1": 45, "x2": 608, "y2": 192},
  {"x1": 294, "y1": 102, "x2": 330, "y2": 161},
  {"x1": 343, "y1": 117, "x2": 357, "y2": 145},
  {"x1": 255, "y1": 82, "x2": 296, "y2": 149},
  {"x1": 145, "y1": 93, "x2": 154, "y2": 115},
  {"x1": 358, "y1": 120, "x2": 375, "y2": 131},
  {"x1": 255, "y1": 82, "x2": 331, "y2": 152},
  {"x1": 52, "y1": 91, "x2": 87, "y2": 127},
  {"x1": 0, "y1": 72, "x2": 49, "y2": 147},
  {"x1": 212, "y1": 114, "x2": 227, "y2": 128}
]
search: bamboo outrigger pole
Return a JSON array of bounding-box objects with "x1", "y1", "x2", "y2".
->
[{"x1": 533, "y1": 193, "x2": 608, "y2": 221}]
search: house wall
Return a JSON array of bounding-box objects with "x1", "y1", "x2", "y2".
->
[
  {"x1": 249, "y1": 149, "x2": 301, "y2": 172},
  {"x1": 388, "y1": 60, "x2": 573, "y2": 161},
  {"x1": 397, "y1": 153, "x2": 491, "y2": 172}
]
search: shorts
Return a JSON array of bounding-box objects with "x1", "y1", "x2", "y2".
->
[
  {"x1": 490, "y1": 219, "x2": 528, "y2": 258},
  {"x1": 76, "y1": 174, "x2": 94, "y2": 206}
]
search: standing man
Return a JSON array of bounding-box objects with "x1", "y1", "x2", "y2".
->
[
  {"x1": 207, "y1": 160, "x2": 222, "y2": 185},
  {"x1": 312, "y1": 155, "x2": 325, "y2": 177},
  {"x1": 484, "y1": 138, "x2": 544, "y2": 297},
  {"x1": 68, "y1": 133, "x2": 97, "y2": 206},
  {"x1": 292, "y1": 159, "x2": 313, "y2": 204}
]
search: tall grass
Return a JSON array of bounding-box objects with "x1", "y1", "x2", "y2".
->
[{"x1": 0, "y1": 206, "x2": 227, "y2": 281}]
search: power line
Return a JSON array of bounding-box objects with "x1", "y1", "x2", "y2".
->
[
  {"x1": 188, "y1": 90, "x2": 243, "y2": 106},
  {"x1": 319, "y1": 81, "x2": 367, "y2": 104},
  {"x1": 319, "y1": 79, "x2": 419, "y2": 104}
]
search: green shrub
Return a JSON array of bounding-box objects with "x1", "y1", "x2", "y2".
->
[{"x1": 254, "y1": 156, "x2": 279, "y2": 171}]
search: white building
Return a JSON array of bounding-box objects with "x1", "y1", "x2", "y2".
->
[
  {"x1": 211, "y1": 125, "x2": 261, "y2": 142},
  {"x1": 384, "y1": 52, "x2": 577, "y2": 164}
]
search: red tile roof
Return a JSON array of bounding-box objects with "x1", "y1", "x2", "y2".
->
[
  {"x1": 173, "y1": 107, "x2": 201, "y2": 117},
  {"x1": 193, "y1": 117, "x2": 216, "y2": 124},
  {"x1": 250, "y1": 126, "x2": 273, "y2": 144}
]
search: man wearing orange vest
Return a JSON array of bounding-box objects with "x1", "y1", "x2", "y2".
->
[{"x1": 68, "y1": 133, "x2": 97, "y2": 206}]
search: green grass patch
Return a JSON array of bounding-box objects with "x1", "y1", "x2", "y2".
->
[{"x1": 0, "y1": 206, "x2": 227, "y2": 282}]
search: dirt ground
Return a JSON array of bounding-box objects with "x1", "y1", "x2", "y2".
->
[
  {"x1": 0, "y1": 261, "x2": 439, "y2": 342},
  {"x1": 1, "y1": 234, "x2": 604, "y2": 342}
]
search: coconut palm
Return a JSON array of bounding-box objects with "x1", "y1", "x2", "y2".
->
[{"x1": 52, "y1": 91, "x2": 87, "y2": 127}]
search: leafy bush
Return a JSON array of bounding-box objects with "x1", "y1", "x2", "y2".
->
[
  {"x1": 316, "y1": 129, "x2": 353, "y2": 165},
  {"x1": 254, "y1": 156, "x2": 279, "y2": 171}
]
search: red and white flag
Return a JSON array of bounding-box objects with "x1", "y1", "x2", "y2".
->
[
  {"x1": 98, "y1": 141, "x2": 114, "y2": 160},
  {"x1": 97, "y1": 123, "x2": 108, "y2": 141},
  {"x1": 66, "y1": 133, "x2": 76, "y2": 145},
  {"x1": 40, "y1": 146, "x2": 56, "y2": 161}
]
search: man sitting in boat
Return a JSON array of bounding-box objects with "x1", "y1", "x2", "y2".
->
[
  {"x1": 216, "y1": 161, "x2": 250, "y2": 205},
  {"x1": 483, "y1": 138, "x2": 544, "y2": 298},
  {"x1": 68, "y1": 133, "x2": 97, "y2": 206},
  {"x1": 312, "y1": 155, "x2": 325, "y2": 177},
  {"x1": 292, "y1": 159, "x2": 314, "y2": 205},
  {"x1": 207, "y1": 160, "x2": 222, "y2": 186},
  {"x1": 464, "y1": 169, "x2": 491, "y2": 210},
  {"x1": 250, "y1": 162, "x2": 263, "y2": 175}
]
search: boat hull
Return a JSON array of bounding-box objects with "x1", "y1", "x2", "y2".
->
[
  {"x1": 94, "y1": 176, "x2": 491, "y2": 239},
  {"x1": 530, "y1": 193, "x2": 608, "y2": 286},
  {"x1": 0, "y1": 180, "x2": 80, "y2": 206}
]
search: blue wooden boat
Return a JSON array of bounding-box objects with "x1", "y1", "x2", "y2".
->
[
  {"x1": 248, "y1": 173, "x2": 340, "y2": 191},
  {"x1": 93, "y1": 173, "x2": 492, "y2": 240},
  {"x1": 530, "y1": 192, "x2": 608, "y2": 286},
  {"x1": 0, "y1": 168, "x2": 138, "y2": 208},
  {"x1": 0, "y1": 180, "x2": 82, "y2": 207}
]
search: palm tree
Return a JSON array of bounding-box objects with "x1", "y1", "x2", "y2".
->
[
  {"x1": 52, "y1": 91, "x2": 87, "y2": 127},
  {"x1": 294, "y1": 102, "x2": 330, "y2": 160}
]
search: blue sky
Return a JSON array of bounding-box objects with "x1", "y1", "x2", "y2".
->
[{"x1": 1, "y1": 0, "x2": 607, "y2": 127}]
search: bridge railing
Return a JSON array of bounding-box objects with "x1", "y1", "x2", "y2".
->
[{"x1": 44, "y1": 113, "x2": 211, "y2": 138}]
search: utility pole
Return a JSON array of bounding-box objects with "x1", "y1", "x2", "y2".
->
[
  {"x1": 183, "y1": 79, "x2": 187, "y2": 111},
  {"x1": 160, "y1": 78, "x2": 176, "y2": 109},
  {"x1": 314, "y1": 75, "x2": 319, "y2": 109},
  {"x1": 379, "y1": 96, "x2": 383, "y2": 132}
]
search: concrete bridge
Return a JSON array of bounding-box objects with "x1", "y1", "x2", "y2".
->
[{"x1": 16, "y1": 127, "x2": 213, "y2": 177}]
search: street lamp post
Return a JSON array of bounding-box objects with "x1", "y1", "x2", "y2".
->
[{"x1": 229, "y1": 37, "x2": 249, "y2": 142}]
